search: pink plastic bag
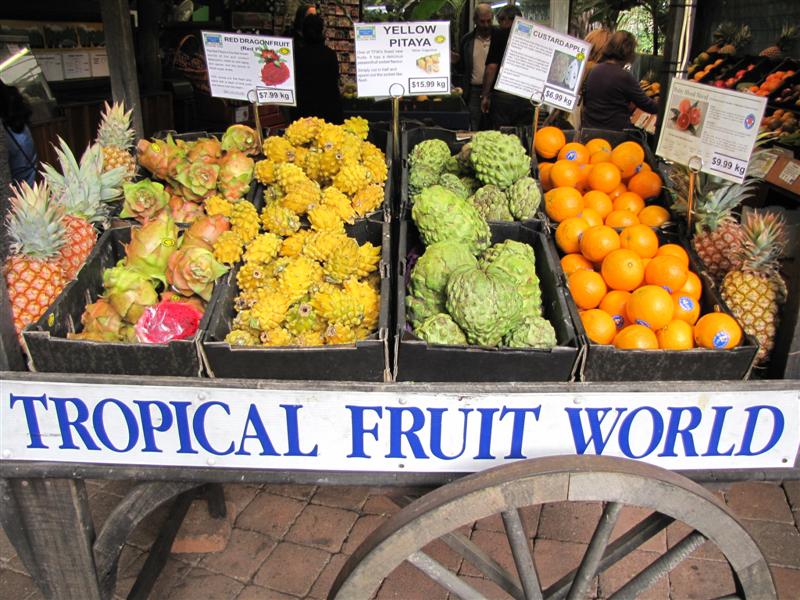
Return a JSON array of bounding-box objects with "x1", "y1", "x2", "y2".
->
[{"x1": 135, "y1": 301, "x2": 204, "y2": 344}]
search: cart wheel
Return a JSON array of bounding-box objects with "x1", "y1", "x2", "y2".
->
[{"x1": 330, "y1": 455, "x2": 775, "y2": 599}]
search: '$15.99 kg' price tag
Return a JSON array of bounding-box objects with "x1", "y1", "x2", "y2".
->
[
  {"x1": 710, "y1": 152, "x2": 748, "y2": 180},
  {"x1": 408, "y1": 77, "x2": 449, "y2": 94},
  {"x1": 543, "y1": 86, "x2": 575, "y2": 111}
]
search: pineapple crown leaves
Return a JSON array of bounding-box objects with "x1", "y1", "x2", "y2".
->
[
  {"x1": 95, "y1": 101, "x2": 135, "y2": 149},
  {"x1": 712, "y1": 22, "x2": 739, "y2": 45},
  {"x1": 6, "y1": 181, "x2": 67, "y2": 259},
  {"x1": 41, "y1": 137, "x2": 127, "y2": 221},
  {"x1": 777, "y1": 24, "x2": 799, "y2": 50},
  {"x1": 736, "y1": 210, "x2": 788, "y2": 274}
]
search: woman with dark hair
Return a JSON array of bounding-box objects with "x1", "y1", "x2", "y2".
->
[
  {"x1": 292, "y1": 14, "x2": 343, "y2": 124},
  {"x1": 582, "y1": 30, "x2": 658, "y2": 131},
  {"x1": 0, "y1": 82, "x2": 37, "y2": 186},
  {"x1": 284, "y1": 3, "x2": 317, "y2": 49}
]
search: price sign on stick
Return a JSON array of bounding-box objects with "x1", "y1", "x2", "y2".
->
[
  {"x1": 354, "y1": 21, "x2": 451, "y2": 98},
  {"x1": 494, "y1": 19, "x2": 591, "y2": 113},
  {"x1": 201, "y1": 31, "x2": 296, "y2": 105},
  {"x1": 656, "y1": 78, "x2": 767, "y2": 184}
]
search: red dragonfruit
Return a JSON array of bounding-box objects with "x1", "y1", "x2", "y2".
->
[
  {"x1": 181, "y1": 214, "x2": 230, "y2": 251},
  {"x1": 137, "y1": 136, "x2": 185, "y2": 180},
  {"x1": 169, "y1": 195, "x2": 206, "y2": 223},
  {"x1": 120, "y1": 179, "x2": 170, "y2": 222},
  {"x1": 67, "y1": 298, "x2": 124, "y2": 341},
  {"x1": 166, "y1": 246, "x2": 228, "y2": 301},
  {"x1": 102, "y1": 266, "x2": 159, "y2": 324},
  {"x1": 221, "y1": 125, "x2": 260, "y2": 156},
  {"x1": 124, "y1": 212, "x2": 179, "y2": 284},
  {"x1": 159, "y1": 290, "x2": 207, "y2": 314},
  {"x1": 186, "y1": 137, "x2": 222, "y2": 164},
  {"x1": 172, "y1": 159, "x2": 220, "y2": 201},
  {"x1": 217, "y1": 151, "x2": 255, "y2": 200}
]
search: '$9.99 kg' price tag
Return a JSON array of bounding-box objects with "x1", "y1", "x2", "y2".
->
[{"x1": 710, "y1": 152, "x2": 748, "y2": 179}]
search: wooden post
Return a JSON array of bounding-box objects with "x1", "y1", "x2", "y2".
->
[
  {"x1": 138, "y1": 0, "x2": 163, "y2": 94},
  {"x1": 100, "y1": 0, "x2": 145, "y2": 138}
]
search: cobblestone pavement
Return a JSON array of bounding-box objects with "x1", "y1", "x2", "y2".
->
[{"x1": 2, "y1": 480, "x2": 800, "y2": 599}]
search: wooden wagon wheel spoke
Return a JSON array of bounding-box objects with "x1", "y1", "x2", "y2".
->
[{"x1": 330, "y1": 456, "x2": 776, "y2": 600}]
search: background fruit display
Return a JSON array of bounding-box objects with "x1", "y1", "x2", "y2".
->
[
  {"x1": 221, "y1": 117, "x2": 386, "y2": 347},
  {"x1": 406, "y1": 132, "x2": 541, "y2": 221}
]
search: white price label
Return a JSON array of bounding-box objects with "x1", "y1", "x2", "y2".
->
[
  {"x1": 256, "y1": 88, "x2": 294, "y2": 104},
  {"x1": 543, "y1": 86, "x2": 575, "y2": 111},
  {"x1": 408, "y1": 77, "x2": 449, "y2": 94},
  {"x1": 710, "y1": 152, "x2": 748, "y2": 179}
]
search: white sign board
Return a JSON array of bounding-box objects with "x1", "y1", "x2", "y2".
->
[
  {"x1": 34, "y1": 52, "x2": 65, "y2": 82},
  {"x1": 90, "y1": 50, "x2": 109, "y2": 78},
  {"x1": 201, "y1": 31, "x2": 296, "y2": 105},
  {"x1": 354, "y1": 21, "x2": 451, "y2": 97},
  {"x1": 62, "y1": 51, "x2": 91, "y2": 79},
  {"x1": 656, "y1": 78, "x2": 767, "y2": 183},
  {"x1": 1, "y1": 381, "x2": 797, "y2": 473},
  {"x1": 495, "y1": 19, "x2": 591, "y2": 112}
]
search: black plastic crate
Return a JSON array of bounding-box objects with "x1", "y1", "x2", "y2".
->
[
  {"x1": 23, "y1": 226, "x2": 225, "y2": 377},
  {"x1": 201, "y1": 218, "x2": 392, "y2": 381},
  {"x1": 394, "y1": 220, "x2": 580, "y2": 382},
  {"x1": 399, "y1": 126, "x2": 541, "y2": 220}
]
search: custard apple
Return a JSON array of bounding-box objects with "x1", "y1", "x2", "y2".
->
[
  {"x1": 409, "y1": 164, "x2": 440, "y2": 198},
  {"x1": 409, "y1": 241, "x2": 478, "y2": 309},
  {"x1": 414, "y1": 313, "x2": 468, "y2": 345},
  {"x1": 409, "y1": 139, "x2": 451, "y2": 173},
  {"x1": 503, "y1": 315, "x2": 557, "y2": 348},
  {"x1": 442, "y1": 155, "x2": 461, "y2": 175},
  {"x1": 446, "y1": 264, "x2": 523, "y2": 346},
  {"x1": 469, "y1": 131, "x2": 530, "y2": 189},
  {"x1": 469, "y1": 185, "x2": 513, "y2": 222},
  {"x1": 406, "y1": 295, "x2": 442, "y2": 328},
  {"x1": 439, "y1": 173, "x2": 471, "y2": 199},
  {"x1": 481, "y1": 240, "x2": 538, "y2": 287},
  {"x1": 412, "y1": 185, "x2": 491, "y2": 255},
  {"x1": 460, "y1": 176, "x2": 481, "y2": 195},
  {"x1": 519, "y1": 283, "x2": 543, "y2": 317},
  {"x1": 507, "y1": 177, "x2": 542, "y2": 220}
]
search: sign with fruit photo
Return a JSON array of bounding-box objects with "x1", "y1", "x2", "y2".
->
[
  {"x1": 656, "y1": 78, "x2": 766, "y2": 184},
  {"x1": 201, "y1": 31, "x2": 296, "y2": 105},
  {"x1": 353, "y1": 21, "x2": 450, "y2": 97}
]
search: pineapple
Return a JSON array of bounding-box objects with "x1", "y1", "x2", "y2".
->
[
  {"x1": 3, "y1": 182, "x2": 68, "y2": 334},
  {"x1": 41, "y1": 138, "x2": 126, "y2": 279},
  {"x1": 720, "y1": 24, "x2": 751, "y2": 55},
  {"x1": 707, "y1": 22, "x2": 739, "y2": 53},
  {"x1": 95, "y1": 101, "x2": 137, "y2": 182},
  {"x1": 760, "y1": 25, "x2": 799, "y2": 59},
  {"x1": 721, "y1": 212, "x2": 787, "y2": 365}
]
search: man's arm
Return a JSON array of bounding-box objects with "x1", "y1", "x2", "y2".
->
[{"x1": 480, "y1": 63, "x2": 498, "y2": 113}]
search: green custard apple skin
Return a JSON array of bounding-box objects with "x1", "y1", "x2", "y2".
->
[
  {"x1": 409, "y1": 139, "x2": 451, "y2": 173},
  {"x1": 469, "y1": 185, "x2": 513, "y2": 222},
  {"x1": 438, "y1": 173, "x2": 471, "y2": 199},
  {"x1": 406, "y1": 294, "x2": 442, "y2": 328},
  {"x1": 409, "y1": 241, "x2": 478, "y2": 308},
  {"x1": 442, "y1": 155, "x2": 462, "y2": 175},
  {"x1": 412, "y1": 185, "x2": 491, "y2": 255},
  {"x1": 408, "y1": 164, "x2": 440, "y2": 198},
  {"x1": 507, "y1": 177, "x2": 542, "y2": 220},
  {"x1": 469, "y1": 131, "x2": 530, "y2": 190},
  {"x1": 481, "y1": 240, "x2": 538, "y2": 287},
  {"x1": 504, "y1": 315, "x2": 557, "y2": 348},
  {"x1": 445, "y1": 264, "x2": 523, "y2": 347},
  {"x1": 414, "y1": 313, "x2": 468, "y2": 345}
]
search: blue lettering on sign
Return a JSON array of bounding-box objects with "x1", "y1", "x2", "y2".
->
[
  {"x1": 9, "y1": 394, "x2": 49, "y2": 449},
  {"x1": 736, "y1": 406, "x2": 784, "y2": 456},
  {"x1": 134, "y1": 400, "x2": 174, "y2": 453},
  {"x1": 236, "y1": 404, "x2": 279, "y2": 456},
  {"x1": 704, "y1": 406, "x2": 736, "y2": 456},
  {"x1": 94, "y1": 398, "x2": 139, "y2": 452},
  {"x1": 51, "y1": 396, "x2": 101, "y2": 451}
]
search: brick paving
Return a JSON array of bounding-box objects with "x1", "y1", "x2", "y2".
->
[{"x1": 1, "y1": 480, "x2": 800, "y2": 599}]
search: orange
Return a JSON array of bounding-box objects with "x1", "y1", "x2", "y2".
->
[
  {"x1": 580, "y1": 309, "x2": 617, "y2": 345},
  {"x1": 539, "y1": 162, "x2": 555, "y2": 191},
  {"x1": 578, "y1": 207, "x2": 603, "y2": 227},
  {"x1": 611, "y1": 141, "x2": 646, "y2": 178},
  {"x1": 582, "y1": 190, "x2": 613, "y2": 218},
  {"x1": 558, "y1": 142, "x2": 590, "y2": 165},
  {"x1": 657, "y1": 320, "x2": 695, "y2": 350},
  {"x1": 580, "y1": 225, "x2": 620, "y2": 263},
  {"x1": 679, "y1": 271, "x2": 702, "y2": 300},
  {"x1": 605, "y1": 209, "x2": 639, "y2": 228},
  {"x1": 545, "y1": 187, "x2": 584, "y2": 222},
  {"x1": 568, "y1": 270, "x2": 607, "y2": 310},
  {"x1": 590, "y1": 151, "x2": 612, "y2": 164},
  {"x1": 613, "y1": 324, "x2": 659, "y2": 350},
  {"x1": 626, "y1": 285, "x2": 674, "y2": 330},
  {"x1": 587, "y1": 162, "x2": 622, "y2": 194},
  {"x1": 638, "y1": 205, "x2": 670, "y2": 228},
  {"x1": 608, "y1": 182, "x2": 627, "y2": 200},
  {"x1": 645, "y1": 255, "x2": 688, "y2": 293},
  {"x1": 575, "y1": 164, "x2": 592, "y2": 192},
  {"x1": 561, "y1": 253, "x2": 594, "y2": 275},
  {"x1": 585, "y1": 138, "x2": 612, "y2": 155},
  {"x1": 534, "y1": 126, "x2": 566, "y2": 159},
  {"x1": 655, "y1": 244, "x2": 690, "y2": 269},
  {"x1": 601, "y1": 249, "x2": 644, "y2": 291},
  {"x1": 694, "y1": 313, "x2": 742, "y2": 349},
  {"x1": 628, "y1": 171, "x2": 663, "y2": 199},
  {"x1": 670, "y1": 292, "x2": 700, "y2": 325},
  {"x1": 599, "y1": 290, "x2": 631, "y2": 330},
  {"x1": 637, "y1": 162, "x2": 653, "y2": 174},
  {"x1": 613, "y1": 191, "x2": 646, "y2": 215},
  {"x1": 619, "y1": 224, "x2": 659, "y2": 259},
  {"x1": 555, "y1": 217, "x2": 591, "y2": 254},
  {"x1": 550, "y1": 160, "x2": 582, "y2": 188}
]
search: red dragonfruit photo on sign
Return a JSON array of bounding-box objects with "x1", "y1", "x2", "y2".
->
[{"x1": 257, "y1": 46, "x2": 291, "y2": 86}]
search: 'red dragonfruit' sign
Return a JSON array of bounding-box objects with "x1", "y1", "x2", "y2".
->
[{"x1": 201, "y1": 31, "x2": 296, "y2": 106}]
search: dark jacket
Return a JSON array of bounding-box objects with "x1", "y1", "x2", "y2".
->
[
  {"x1": 293, "y1": 42, "x2": 343, "y2": 124},
  {"x1": 457, "y1": 28, "x2": 494, "y2": 103},
  {"x1": 582, "y1": 62, "x2": 658, "y2": 131}
]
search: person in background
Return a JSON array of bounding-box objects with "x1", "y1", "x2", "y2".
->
[
  {"x1": 567, "y1": 27, "x2": 611, "y2": 129},
  {"x1": 0, "y1": 82, "x2": 37, "y2": 187},
  {"x1": 293, "y1": 14, "x2": 343, "y2": 124},
  {"x1": 582, "y1": 30, "x2": 658, "y2": 131},
  {"x1": 284, "y1": 3, "x2": 317, "y2": 49},
  {"x1": 456, "y1": 3, "x2": 494, "y2": 130},
  {"x1": 480, "y1": 4, "x2": 528, "y2": 128}
]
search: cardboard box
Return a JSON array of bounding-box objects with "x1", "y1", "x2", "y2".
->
[{"x1": 766, "y1": 155, "x2": 800, "y2": 196}]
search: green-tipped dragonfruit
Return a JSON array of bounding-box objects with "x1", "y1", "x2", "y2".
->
[
  {"x1": 103, "y1": 266, "x2": 159, "y2": 323},
  {"x1": 166, "y1": 246, "x2": 228, "y2": 300},
  {"x1": 181, "y1": 214, "x2": 230, "y2": 251},
  {"x1": 221, "y1": 125, "x2": 260, "y2": 156},
  {"x1": 120, "y1": 179, "x2": 170, "y2": 222},
  {"x1": 137, "y1": 136, "x2": 185, "y2": 180},
  {"x1": 124, "y1": 212, "x2": 179, "y2": 284},
  {"x1": 217, "y1": 151, "x2": 255, "y2": 200},
  {"x1": 186, "y1": 137, "x2": 222, "y2": 164},
  {"x1": 160, "y1": 290, "x2": 207, "y2": 314},
  {"x1": 172, "y1": 159, "x2": 220, "y2": 201},
  {"x1": 169, "y1": 195, "x2": 206, "y2": 223},
  {"x1": 80, "y1": 298, "x2": 124, "y2": 337}
]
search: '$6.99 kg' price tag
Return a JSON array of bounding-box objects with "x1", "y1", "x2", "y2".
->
[
  {"x1": 408, "y1": 77, "x2": 449, "y2": 94},
  {"x1": 543, "y1": 86, "x2": 575, "y2": 111},
  {"x1": 710, "y1": 152, "x2": 748, "y2": 179}
]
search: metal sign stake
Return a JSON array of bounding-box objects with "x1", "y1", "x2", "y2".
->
[
  {"x1": 249, "y1": 88, "x2": 264, "y2": 148},
  {"x1": 389, "y1": 83, "x2": 405, "y2": 165},
  {"x1": 530, "y1": 91, "x2": 544, "y2": 156},
  {"x1": 686, "y1": 155, "x2": 703, "y2": 232}
]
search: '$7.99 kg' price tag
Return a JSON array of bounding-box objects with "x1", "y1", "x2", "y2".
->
[
  {"x1": 408, "y1": 77, "x2": 449, "y2": 94},
  {"x1": 256, "y1": 88, "x2": 294, "y2": 104},
  {"x1": 710, "y1": 152, "x2": 748, "y2": 179}
]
